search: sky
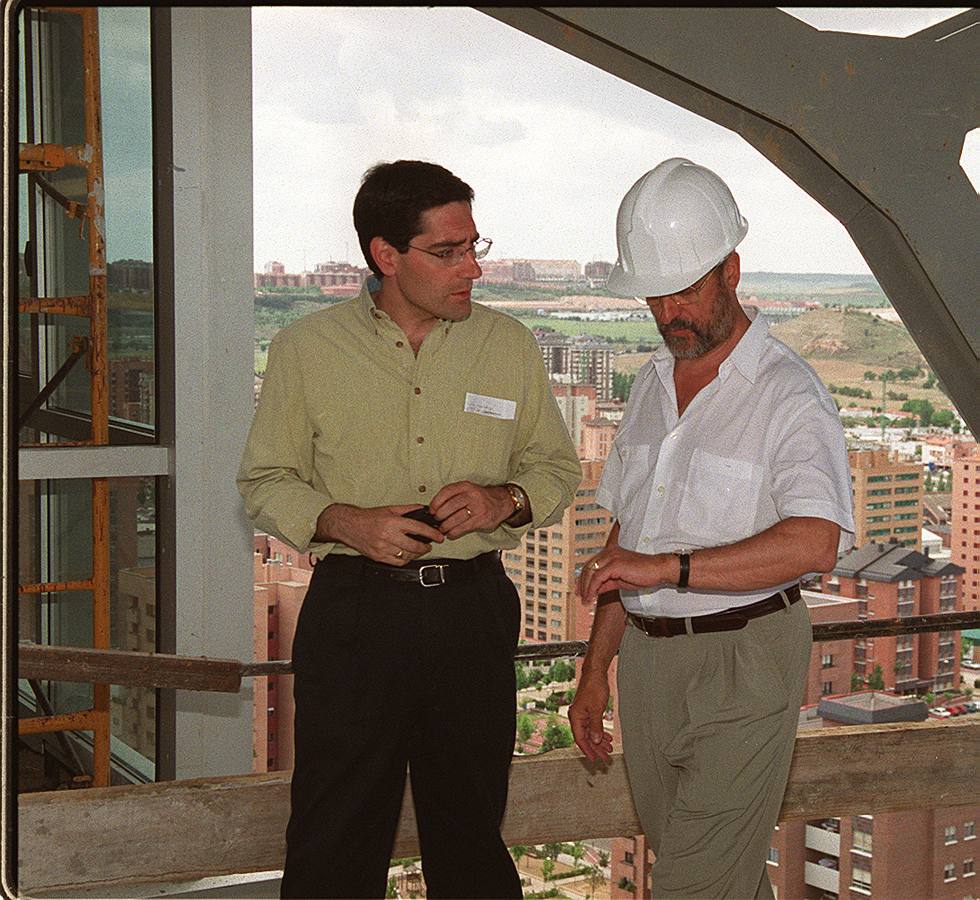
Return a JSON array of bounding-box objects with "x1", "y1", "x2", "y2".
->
[{"x1": 251, "y1": 7, "x2": 972, "y2": 276}]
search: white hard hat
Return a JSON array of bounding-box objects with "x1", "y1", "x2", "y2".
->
[{"x1": 607, "y1": 158, "x2": 748, "y2": 297}]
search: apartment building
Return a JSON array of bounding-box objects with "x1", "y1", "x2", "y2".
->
[
  {"x1": 581, "y1": 416, "x2": 618, "y2": 462},
  {"x1": 921, "y1": 435, "x2": 979, "y2": 471},
  {"x1": 823, "y1": 543, "x2": 963, "y2": 694},
  {"x1": 251, "y1": 534, "x2": 313, "y2": 773},
  {"x1": 502, "y1": 459, "x2": 612, "y2": 644},
  {"x1": 551, "y1": 383, "x2": 597, "y2": 453},
  {"x1": 538, "y1": 338, "x2": 614, "y2": 401},
  {"x1": 849, "y1": 448, "x2": 924, "y2": 550},
  {"x1": 952, "y1": 452, "x2": 980, "y2": 613},
  {"x1": 768, "y1": 692, "x2": 978, "y2": 900},
  {"x1": 254, "y1": 260, "x2": 369, "y2": 292}
]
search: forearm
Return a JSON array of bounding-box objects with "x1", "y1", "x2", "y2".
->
[
  {"x1": 313, "y1": 502, "x2": 358, "y2": 543},
  {"x1": 581, "y1": 595, "x2": 627, "y2": 680},
  {"x1": 582, "y1": 522, "x2": 626, "y2": 679},
  {"x1": 668, "y1": 516, "x2": 840, "y2": 592}
]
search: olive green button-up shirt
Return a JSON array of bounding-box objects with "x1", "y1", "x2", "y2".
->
[{"x1": 237, "y1": 283, "x2": 582, "y2": 560}]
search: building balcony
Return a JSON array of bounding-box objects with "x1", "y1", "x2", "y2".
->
[
  {"x1": 16, "y1": 611, "x2": 980, "y2": 896},
  {"x1": 806, "y1": 822, "x2": 841, "y2": 856},
  {"x1": 805, "y1": 859, "x2": 841, "y2": 894}
]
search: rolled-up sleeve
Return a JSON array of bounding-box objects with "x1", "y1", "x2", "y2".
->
[
  {"x1": 236, "y1": 333, "x2": 334, "y2": 554},
  {"x1": 770, "y1": 395, "x2": 856, "y2": 554},
  {"x1": 502, "y1": 331, "x2": 582, "y2": 536}
]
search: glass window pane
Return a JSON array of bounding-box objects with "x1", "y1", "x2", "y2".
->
[
  {"x1": 18, "y1": 476, "x2": 158, "y2": 779},
  {"x1": 102, "y1": 8, "x2": 155, "y2": 434}
]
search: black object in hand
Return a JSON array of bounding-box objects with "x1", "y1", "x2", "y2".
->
[{"x1": 402, "y1": 506, "x2": 441, "y2": 542}]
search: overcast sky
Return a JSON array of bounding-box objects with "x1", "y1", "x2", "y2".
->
[{"x1": 251, "y1": 7, "x2": 971, "y2": 276}]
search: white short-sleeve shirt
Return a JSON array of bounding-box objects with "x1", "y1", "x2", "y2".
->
[{"x1": 596, "y1": 309, "x2": 855, "y2": 618}]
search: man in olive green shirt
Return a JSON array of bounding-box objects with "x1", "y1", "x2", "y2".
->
[{"x1": 238, "y1": 160, "x2": 580, "y2": 898}]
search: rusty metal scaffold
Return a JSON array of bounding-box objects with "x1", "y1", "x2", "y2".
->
[{"x1": 17, "y1": 7, "x2": 111, "y2": 787}]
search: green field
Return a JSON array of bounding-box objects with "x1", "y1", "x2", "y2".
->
[{"x1": 507, "y1": 313, "x2": 664, "y2": 345}]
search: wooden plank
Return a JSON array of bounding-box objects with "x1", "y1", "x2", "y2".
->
[
  {"x1": 18, "y1": 645, "x2": 242, "y2": 693},
  {"x1": 18, "y1": 719, "x2": 980, "y2": 893}
]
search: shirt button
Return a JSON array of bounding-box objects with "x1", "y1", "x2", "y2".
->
[
  {"x1": 414, "y1": 387, "x2": 421, "y2": 395},
  {"x1": 395, "y1": 340, "x2": 404, "y2": 348},
  {"x1": 657, "y1": 484, "x2": 665, "y2": 495},
  {"x1": 419, "y1": 485, "x2": 427, "y2": 493},
  {"x1": 416, "y1": 436, "x2": 424, "y2": 444}
]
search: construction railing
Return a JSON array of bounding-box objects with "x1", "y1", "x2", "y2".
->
[{"x1": 15, "y1": 609, "x2": 980, "y2": 893}]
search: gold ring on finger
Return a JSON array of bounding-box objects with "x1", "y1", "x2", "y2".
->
[
  {"x1": 465, "y1": 507, "x2": 472, "y2": 517},
  {"x1": 591, "y1": 560, "x2": 600, "y2": 569},
  {"x1": 395, "y1": 549, "x2": 404, "y2": 559}
]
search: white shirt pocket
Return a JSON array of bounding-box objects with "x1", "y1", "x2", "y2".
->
[
  {"x1": 677, "y1": 448, "x2": 763, "y2": 544},
  {"x1": 617, "y1": 443, "x2": 653, "y2": 523}
]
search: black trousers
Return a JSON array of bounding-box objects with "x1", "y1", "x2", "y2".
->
[{"x1": 281, "y1": 553, "x2": 523, "y2": 899}]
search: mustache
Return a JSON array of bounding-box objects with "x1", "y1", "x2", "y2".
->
[{"x1": 658, "y1": 318, "x2": 701, "y2": 335}]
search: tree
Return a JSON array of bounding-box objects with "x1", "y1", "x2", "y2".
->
[
  {"x1": 850, "y1": 672, "x2": 865, "y2": 691},
  {"x1": 868, "y1": 663, "x2": 886, "y2": 690},
  {"x1": 517, "y1": 713, "x2": 536, "y2": 744},
  {"x1": 931, "y1": 409, "x2": 955, "y2": 429},
  {"x1": 901, "y1": 398, "x2": 935, "y2": 426},
  {"x1": 540, "y1": 716, "x2": 574, "y2": 753},
  {"x1": 542, "y1": 842, "x2": 563, "y2": 860},
  {"x1": 548, "y1": 658, "x2": 576, "y2": 683},
  {"x1": 612, "y1": 371, "x2": 636, "y2": 402},
  {"x1": 570, "y1": 841, "x2": 586, "y2": 867},
  {"x1": 542, "y1": 858, "x2": 555, "y2": 881},
  {"x1": 509, "y1": 844, "x2": 531, "y2": 866},
  {"x1": 515, "y1": 662, "x2": 530, "y2": 690}
]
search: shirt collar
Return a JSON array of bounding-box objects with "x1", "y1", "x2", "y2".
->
[
  {"x1": 650, "y1": 306, "x2": 770, "y2": 385},
  {"x1": 721, "y1": 306, "x2": 769, "y2": 384},
  {"x1": 354, "y1": 277, "x2": 457, "y2": 346},
  {"x1": 356, "y1": 277, "x2": 388, "y2": 334}
]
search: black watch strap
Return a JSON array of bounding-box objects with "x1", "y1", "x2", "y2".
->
[{"x1": 676, "y1": 552, "x2": 691, "y2": 590}]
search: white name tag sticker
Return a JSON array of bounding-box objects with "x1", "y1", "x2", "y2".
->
[{"x1": 464, "y1": 392, "x2": 516, "y2": 420}]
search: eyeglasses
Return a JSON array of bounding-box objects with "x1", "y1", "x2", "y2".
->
[
  {"x1": 407, "y1": 237, "x2": 492, "y2": 267},
  {"x1": 639, "y1": 263, "x2": 720, "y2": 312}
]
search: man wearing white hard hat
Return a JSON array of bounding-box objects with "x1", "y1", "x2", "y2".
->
[{"x1": 569, "y1": 158, "x2": 855, "y2": 898}]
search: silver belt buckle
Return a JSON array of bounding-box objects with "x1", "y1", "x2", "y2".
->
[{"x1": 418, "y1": 564, "x2": 447, "y2": 587}]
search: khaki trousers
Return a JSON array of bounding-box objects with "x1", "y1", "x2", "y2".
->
[{"x1": 617, "y1": 597, "x2": 811, "y2": 899}]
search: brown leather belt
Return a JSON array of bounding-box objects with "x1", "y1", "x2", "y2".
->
[
  {"x1": 627, "y1": 584, "x2": 801, "y2": 638},
  {"x1": 319, "y1": 551, "x2": 500, "y2": 588}
]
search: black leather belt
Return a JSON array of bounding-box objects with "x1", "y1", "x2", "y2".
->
[
  {"x1": 628, "y1": 584, "x2": 801, "y2": 638},
  {"x1": 319, "y1": 551, "x2": 500, "y2": 588}
]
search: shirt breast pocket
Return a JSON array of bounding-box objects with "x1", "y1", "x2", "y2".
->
[
  {"x1": 455, "y1": 412, "x2": 515, "y2": 483},
  {"x1": 617, "y1": 443, "x2": 653, "y2": 521},
  {"x1": 677, "y1": 449, "x2": 762, "y2": 544}
]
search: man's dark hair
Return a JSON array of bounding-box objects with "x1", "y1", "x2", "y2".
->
[{"x1": 353, "y1": 160, "x2": 475, "y2": 278}]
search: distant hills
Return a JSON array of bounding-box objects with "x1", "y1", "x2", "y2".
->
[
  {"x1": 771, "y1": 307, "x2": 925, "y2": 369},
  {"x1": 738, "y1": 271, "x2": 886, "y2": 306}
]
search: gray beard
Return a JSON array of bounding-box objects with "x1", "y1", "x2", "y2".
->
[{"x1": 659, "y1": 298, "x2": 736, "y2": 360}]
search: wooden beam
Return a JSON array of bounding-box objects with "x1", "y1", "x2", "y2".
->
[
  {"x1": 18, "y1": 645, "x2": 242, "y2": 693},
  {"x1": 18, "y1": 718, "x2": 979, "y2": 893}
]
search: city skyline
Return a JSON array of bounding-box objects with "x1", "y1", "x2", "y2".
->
[{"x1": 252, "y1": 8, "x2": 971, "y2": 276}]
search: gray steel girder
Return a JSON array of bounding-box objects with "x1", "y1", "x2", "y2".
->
[{"x1": 478, "y1": 8, "x2": 979, "y2": 434}]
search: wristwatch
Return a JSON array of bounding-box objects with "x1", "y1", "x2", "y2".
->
[
  {"x1": 676, "y1": 552, "x2": 691, "y2": 591},
  {"x1": 505, "y1": 483, "x2": 527, "y2": 522}
]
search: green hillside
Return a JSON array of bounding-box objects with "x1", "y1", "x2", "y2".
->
[{"x1": 771, "y1": 307, "x2": 924, "y2": 368}]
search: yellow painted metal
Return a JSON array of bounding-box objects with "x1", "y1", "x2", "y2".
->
[
  {"x1": 18, "y1": 710, "x2": 100, "y2": 736},
  {"x1": 18, "y1": 296, "x2": 93, "y2": 317}
]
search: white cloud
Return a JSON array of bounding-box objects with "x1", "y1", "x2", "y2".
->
[{"x1": 251, "y1": 7, "x2": 926, "y2": 275}]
